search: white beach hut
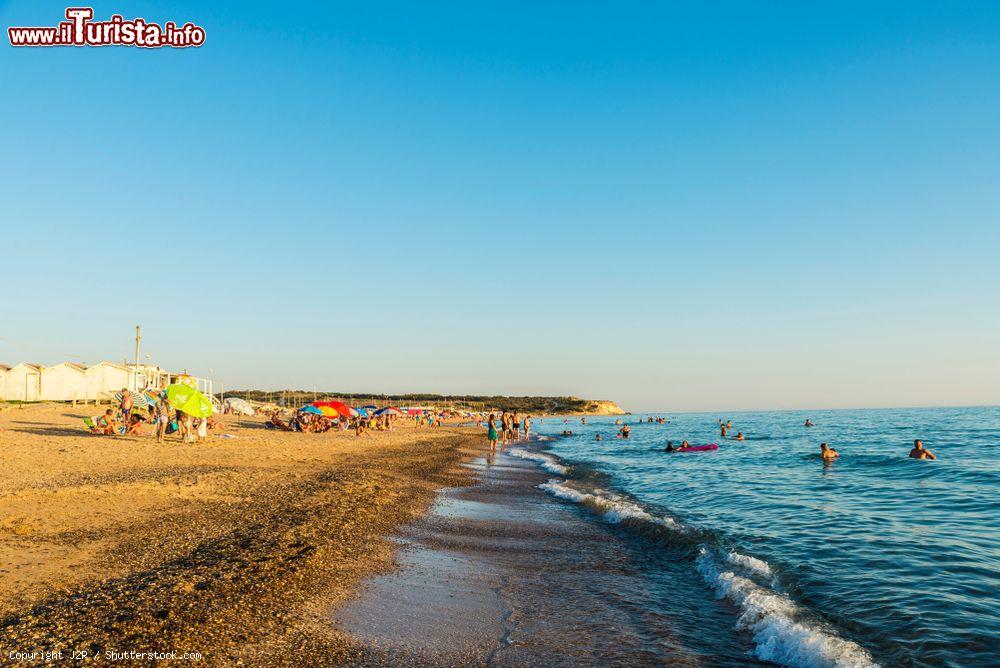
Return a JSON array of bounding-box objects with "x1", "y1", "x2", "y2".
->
[
  {"x1": 4, "y1": 363, "x2": 42, "y2": 401},
  {"x1": 39, "y1": 362, "x2": 88, "y2": 401},
  {"x1": 83, "y1": 361, "x2": 132, "y2": 402}
]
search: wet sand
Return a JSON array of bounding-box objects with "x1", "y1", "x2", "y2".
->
[
  {"x1": 335, "y1": 448, "x2": 761, "y2": 666},
  {"x1": 0, "y1": 403, "x2": 480, "y2": 664}
]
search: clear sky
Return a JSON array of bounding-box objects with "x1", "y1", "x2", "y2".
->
[{"x1": 2, "y1": 1, "x2": 998, "y2": 411}]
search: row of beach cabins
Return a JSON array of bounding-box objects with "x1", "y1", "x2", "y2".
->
[{"x1": 0, "y1": 361, "x2": 212, "y2": 403}]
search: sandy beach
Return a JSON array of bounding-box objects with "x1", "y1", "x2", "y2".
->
[{"x1": 0, "y1": 403, "x2": 481, "y2": 664}]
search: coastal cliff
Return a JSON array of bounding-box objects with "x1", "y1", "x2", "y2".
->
[{"x1": 576, "y1": 399, "x2": 626, "y2": 415}]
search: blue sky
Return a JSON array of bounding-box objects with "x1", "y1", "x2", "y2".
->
[{"x1": 2, "y1": 1, "x2": 998, "y2": 410}]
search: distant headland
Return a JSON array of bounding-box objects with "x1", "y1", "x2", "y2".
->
[{"x1": 219, "y1": 390, "x2": 625, "y2": 416}]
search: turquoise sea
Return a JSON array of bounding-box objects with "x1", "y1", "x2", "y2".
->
[{"x1": 515, "y1": 406, "x2": 999, "y2": 667}]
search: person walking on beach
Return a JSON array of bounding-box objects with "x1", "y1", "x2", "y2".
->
[
  {"x1": 487, "y1": 414, "x2": 500, "y2": 454},
  {"x1": 513, "y1": 412, "x2": 521, "y2": 441},
  {"x1": 909, "y1": 439, "x2": 937, "y2": 460},
  {"x1": 523, "y1": 415, "x2": 531, "y2": 440}
]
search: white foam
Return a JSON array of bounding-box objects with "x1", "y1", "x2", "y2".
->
[
  {"x1": 538, "y1": 479, "x2": 679, "y2": 529},
  {"x1": 697, "y1": 548, "x2": 878, "y2": 668},
  {"x1": 727, "y1": 549, "x2": 773, "y2": 579},
  {"x1": 507, "y1": 449, "x2": 569, "y2": 475}
]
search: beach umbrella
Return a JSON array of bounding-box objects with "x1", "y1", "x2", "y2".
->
[
  {"x1": 355, "y1": 407, "x2": 369, "y2": 418},
  {"x1": 316, "y1": 406, "x2": 340, "y2": 418},
  {"x1": 112, "y1": 390, "x2": 149, "y2": 409},
  {"x1": 165, "y1": 384, "x2": 214, "y2": 418},
  {"x1": 313, "y1": 400, "x2": 353, "y2": 418},
  {"x1": 224, "y1": 397, "x2": 254, "y2": 416},
  {"x1": 373, "y1": 407, "x2": 401, "y2": 417},
  {"x1": 298, "y1": 405, "x2": 323, "y2": 415},
  {"x1": 360, "y1": 404, "x2": 378, "y2": 410}
]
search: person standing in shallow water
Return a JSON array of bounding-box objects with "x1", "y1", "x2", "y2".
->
[
  {"x1": 909, "y1": 439, "x2": 937, "y2": 460},
  {"x1": 487, "y1": 414, "x2": 500, "y2": 454},
  {"x1": 523, "y1": 415, "x2": 531, "y2": 441}
]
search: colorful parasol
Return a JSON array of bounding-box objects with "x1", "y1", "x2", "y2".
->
[
  {"x1": 165, "y1": 384, "x2": 214, "y2": 418},
  {"x1": 313, "y1": 400, "x2": 353, "y2": 418}
]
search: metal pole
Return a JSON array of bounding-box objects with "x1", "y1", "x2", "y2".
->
[{"x1": 133, "y1": 325, "x2": 141, "y2": 391}]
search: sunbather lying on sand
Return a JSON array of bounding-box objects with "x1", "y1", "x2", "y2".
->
[{"x1": 266, "y1": 411, "x2": 292, "y2": 431}]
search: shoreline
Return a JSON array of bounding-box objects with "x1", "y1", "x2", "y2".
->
[
  {"x1": 334, "y1": 443, "x2": 762, "y2": 666},
  {"x1": 0, "y1": 404, "x2": 483, "y2": 664}
]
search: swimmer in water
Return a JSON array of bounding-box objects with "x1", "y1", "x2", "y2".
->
[
  {"x1": 664, "y1": 440, "x2": 677, "y2": 452},
  {"x1": 726, "y1": 420, "x2": 733, "y2": 429},
  {"x1": 680, "y1": 440, "x2": 690, "y2": 450},
  {"x1": 820, "y1": 442, "x2": 839, "y2": 460},
  {"x1": 909, "y1": 439, "x2": 937, "y2": 460},
  {"x1": 595, "y1": 434, "x2": 602, "y2": 441},
  {"x1": 734, "y1": 432, "x2": 745, "y2": 441},
  {"x1": 620, "y1": 425, "x2": 631, "y2": 439},
  {"x1": 720, "y1": 424, "x2": 727, "y2": 438},
  {"x1": 805, "y1": 419, "x2": 815, "y2": 427}
]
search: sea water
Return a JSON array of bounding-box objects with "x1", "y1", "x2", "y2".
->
[{"x1": 520, "y1": 406, "x2": 999, "y2": 667}]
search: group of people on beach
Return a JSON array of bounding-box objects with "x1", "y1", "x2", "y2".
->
[
  {"x1": 267, "y1": 410, "x2": 400, "y2": 436},
  {"x1": 486, "y1": 411, "x2": 532, "y2": 453},
  {"x1": 86, "y1": 388, "x2": 215, "y2": 444}
]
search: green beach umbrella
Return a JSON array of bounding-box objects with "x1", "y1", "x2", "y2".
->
[{"x1": 165, "y1": 384, "x2": 214, "y2": 418}]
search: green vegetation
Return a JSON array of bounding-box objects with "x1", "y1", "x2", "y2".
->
[{"x1": 217, "y1": 391, "x2": 622, "y2": 415}]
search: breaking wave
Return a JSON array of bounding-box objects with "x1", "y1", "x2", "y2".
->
[
  {"x1": 511, "y1": 447, "x2": 879, "y2": 668},
  {"x1": 697, "y1": 548, "x2": 878, "y2": 668},
  {"x1": 537, "y1": 479, "x2": 679, "y2": 529},
  {"x1": 507, "y1": 448, "x2": 569, "y2": 475}
]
